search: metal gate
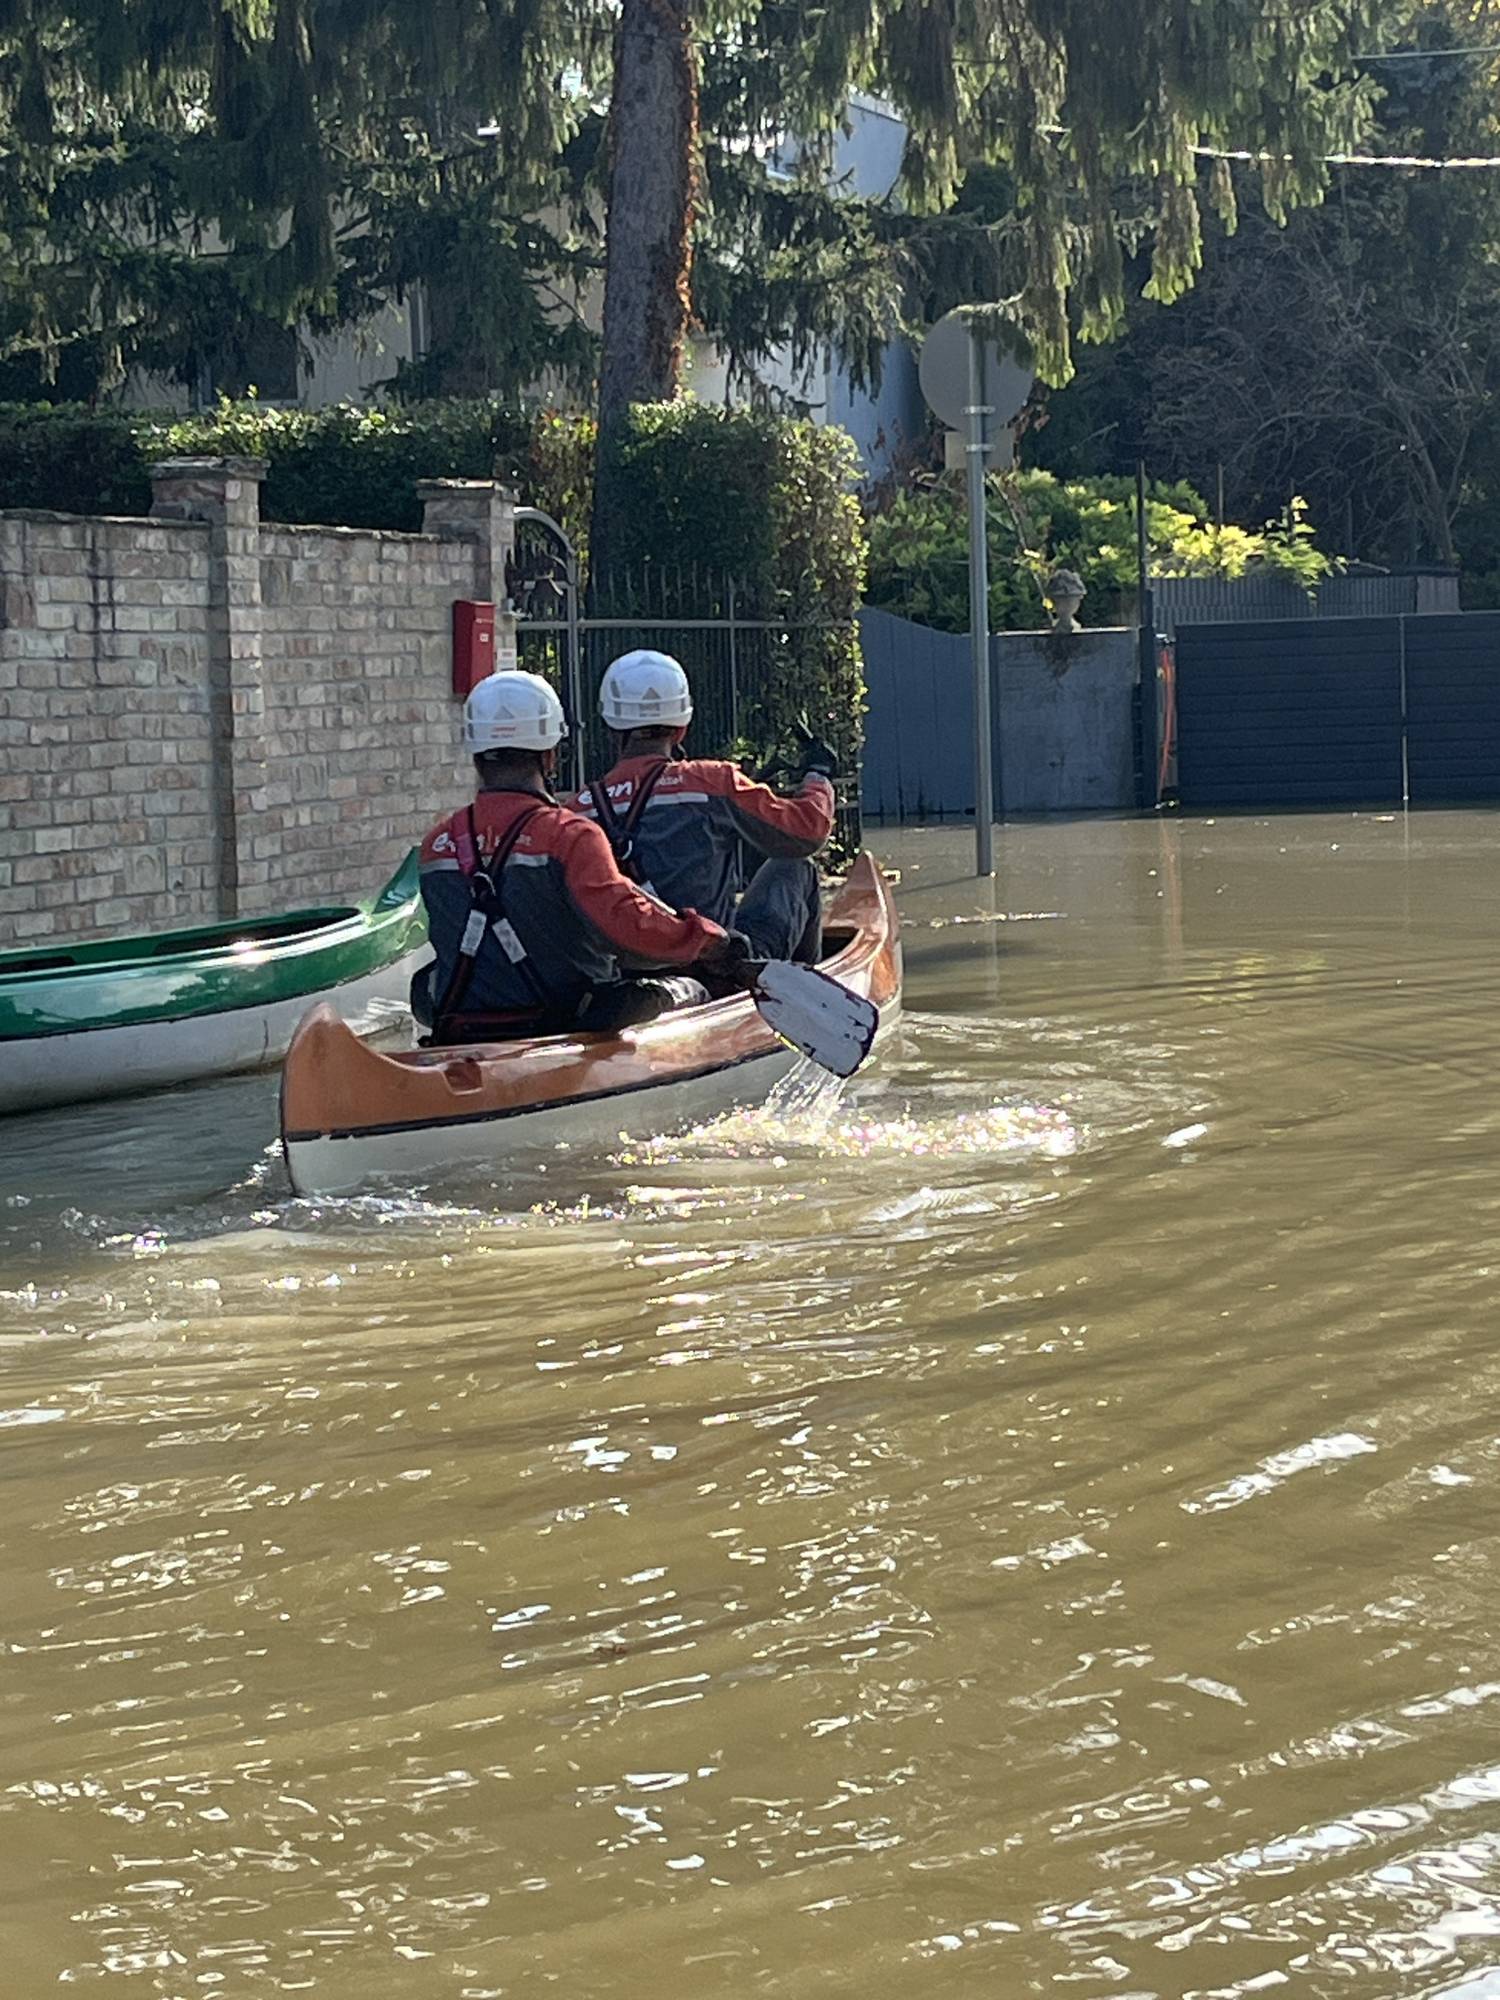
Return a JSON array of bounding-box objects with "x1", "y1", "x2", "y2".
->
[
  {"x1": 510, "y1": 558, "x2": 861, "y2": 850},
  {"x1": 1175, "y1": 613, "x2": 1500, "y2": 810},
  {"x1": 1405, "y1": 612, "x2": 1500, "y2": 804},
  {"x1": 1174, "y1": 618, "x2": 1405, "y2": 809}
]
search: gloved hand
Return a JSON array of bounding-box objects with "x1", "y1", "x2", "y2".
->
[
  {"x1": 798, "y1": 734, "x2": 841, "y2": 782},
  {"x1": 789, "y1": 717, "x2": 841, "y2": 782},
  {"x1": 700, "y1": 927, "x2": 756, "y2": 977}
]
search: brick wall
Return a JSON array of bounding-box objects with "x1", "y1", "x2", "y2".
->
[
  {"x1": 0, "y1": 511, "x2": 219, "y2": 941},
  {"x1": 0, "y1": 463, "x2": 514, "y2": 944},
  {"x1": 259, "y1": 526, "x2": 476, "y2": 908}
]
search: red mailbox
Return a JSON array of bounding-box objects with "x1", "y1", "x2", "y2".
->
[{"x1": 452, "y1": 600, "x2": 495, "y2": 697}]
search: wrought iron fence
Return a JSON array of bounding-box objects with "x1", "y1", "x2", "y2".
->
[{"x1": 513, "y1": 562, "x2": 861, "y2": 853}]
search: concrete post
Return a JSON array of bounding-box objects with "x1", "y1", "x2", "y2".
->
[{"x1": 150, "y1": 456, "x2": 268, "y2": 915}]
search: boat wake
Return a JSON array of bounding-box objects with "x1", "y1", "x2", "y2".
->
[{"x1": 616, "y1": 1058, "x2": 1078, "y2": 1167}]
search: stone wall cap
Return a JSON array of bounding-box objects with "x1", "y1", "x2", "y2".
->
[
  {"x1": 998, "y1": 625, "x2": 1134, "y2": 644},
  {"x1": 0, "y1": 505, "x2": 210, "y2": 530},
  {"x1": 148, "y1": 455, "x2": 269, "y2": 480},
  {"x1": 260, "y1": 521, "x2": 454, "y2": 546},
  {"x1": 415, "y1": 478, "x2": 512, "y2": 496}
]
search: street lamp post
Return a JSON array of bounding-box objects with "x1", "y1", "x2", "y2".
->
[{"x1": 966, "y1": 326, "x2": 995, "y2": 879}]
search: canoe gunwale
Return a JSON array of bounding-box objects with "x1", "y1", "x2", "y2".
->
[
  {"x1": 0, "y1": 905, "x2": 364, "y2": 983},
  {"x1": 0, "y1": 852, "x2": 426, "y2": 1043}
]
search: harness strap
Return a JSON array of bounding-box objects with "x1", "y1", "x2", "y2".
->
[
  {"x1": 431, "y1": 802, "x2": 547, "y2": 1041},
  {"x1": 452, "y1": 813, "x2": 480, "y2": 876},
  {"x1": 591, "y1": 758, "x2": 672, "y2": 885}
]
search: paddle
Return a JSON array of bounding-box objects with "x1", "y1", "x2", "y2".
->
[{"x1": 745, "y1": 960, "x2": 879, "y2": 1079}]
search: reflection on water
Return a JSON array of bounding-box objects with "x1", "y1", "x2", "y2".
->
[{"x1": 7, "y1": 813, "x2": 1500, "y2": 1996}]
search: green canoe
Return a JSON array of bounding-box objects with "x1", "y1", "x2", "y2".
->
[{"x1": 0, "y1": 851, "x2": 427, "y2": 1115}]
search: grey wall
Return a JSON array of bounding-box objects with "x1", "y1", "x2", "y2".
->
[
  {"x1": 998, "y1": 629, "x2": 1140, "y2": 811},
  {"x1": 860, "y1": 607, "x2": 1139, "y2": 820},
  {"x1": 1153, "y1": 570, "x2": 1462, "y2": 636}
]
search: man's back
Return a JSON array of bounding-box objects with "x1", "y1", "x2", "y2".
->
[
  {"x1": 576, "y1": 755, "x2": 834, "y2": 927},
  {"x1": 419, "y1": 788, "x2": 723, "y2": 1034}
]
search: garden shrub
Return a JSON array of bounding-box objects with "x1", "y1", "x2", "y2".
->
[{"x1": 865, "y1": 470, "x2": 1335, "y2": 633}]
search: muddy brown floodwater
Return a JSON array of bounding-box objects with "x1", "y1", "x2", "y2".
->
[{"x1": 6, "y1": 813, "x2": 1500, "y2": 1999}]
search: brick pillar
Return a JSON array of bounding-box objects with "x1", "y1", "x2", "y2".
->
[
  {"x1": 150, "y1": 457, "x2": 268, "y2": 916},
  {"x1": 418, "y1": 480, "x2": 519, "y2": 670},
  {"x1": 417, "y1": 481, "x2": 516, "y2": 600}
]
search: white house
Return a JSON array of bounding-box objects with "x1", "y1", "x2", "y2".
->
[{"x1": 682, "y1": 95, "x2": 923, "y2": 476}]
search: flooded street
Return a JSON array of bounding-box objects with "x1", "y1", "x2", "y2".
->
[{"x1": 7, "y1": 810, "x2": 1500, "y2": 1998}]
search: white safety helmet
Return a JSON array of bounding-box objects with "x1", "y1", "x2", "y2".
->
[
  {"x1": 599, "y1": 650, "x2": 694, "y2": 731},
  {"x1": 463, "y1": 670, "x2": 567, "y2": 753}
]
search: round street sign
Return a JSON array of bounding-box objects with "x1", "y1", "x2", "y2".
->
[{"x1": 919, "y1": 310, "x2": 1035, "y2": 440}]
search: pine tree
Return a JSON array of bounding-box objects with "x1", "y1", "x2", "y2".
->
[
  {"x1": 0, "y1": 0, "x2": 605, "y2": 398},
  {"x1": 594, "y1": 0, "x2": 1388, "y2": 565},
  {"x1": 0, "y1": 0, "x2": 1392, "y2": 566}
]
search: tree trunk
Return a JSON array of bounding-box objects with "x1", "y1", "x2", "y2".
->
[{"x1": 589, "y1": 0, "x2": 698, "y2": 589}]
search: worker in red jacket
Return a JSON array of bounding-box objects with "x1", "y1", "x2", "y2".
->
[
  {"x1": 574, "y1": 651, "x2": 838, "y2": 965},
  {"x1": 414, "y1": 672, "x2": 748, "y2": 1045}
]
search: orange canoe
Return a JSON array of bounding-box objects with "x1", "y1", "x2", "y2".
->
[{"x1": 280, "y1": 852, "x2": 902, "y2": 1196}]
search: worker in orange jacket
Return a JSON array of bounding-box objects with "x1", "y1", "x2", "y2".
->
[
  {"x1": 415, "y1": 672, "x2": 750, "y2": 1044},
  {"x1": 574, "y1": 650, "x2": 838, "y2": 966}
]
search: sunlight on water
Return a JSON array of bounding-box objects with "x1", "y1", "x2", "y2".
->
[
  {"x1": 622, "y1": 1097, "x2": 1078, "y2": 1163},
  {"x1": 615, "y1": 1056, "x2": 1078, "y2": 1165}
]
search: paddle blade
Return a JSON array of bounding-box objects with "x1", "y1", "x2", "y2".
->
[{"x1": 751, "y1": 961, "x2": 879, "y2": 1078}]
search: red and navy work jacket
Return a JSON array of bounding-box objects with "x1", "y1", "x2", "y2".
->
[
  {"x1": 417, "y1": 789, "x2": 725, "y2": 1023},
  {"x1": 574, "y1": 758, "x2": 835, "y2": 927}
]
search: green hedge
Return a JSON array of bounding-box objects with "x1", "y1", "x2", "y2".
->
[
  {"x1": 0, "y1": 404, "x2": 155, "y2": 518},
  {"x1": 0, "y1": 398, "x2": 541, "y2": 531},
  {"x1": 594, "y1": 403, "x2": 866, "y2": 768}
]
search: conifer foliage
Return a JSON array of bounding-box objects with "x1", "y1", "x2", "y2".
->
[{"x1": 0, "y1": 1, "x2": 1387, "y2": 458}]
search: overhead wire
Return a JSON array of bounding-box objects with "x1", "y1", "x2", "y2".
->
[
  {"x1": 553, "y1": 21, "x2": 1500, "y2": 173},
  {"x1": 1194, "y1": 146, "x2": 1500, "y2": 170},
  {"x1": 1352, "y1": 42, "x2": 1500, "y2": 60}
]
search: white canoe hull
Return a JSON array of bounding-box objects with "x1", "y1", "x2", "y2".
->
[
  {"x1": 283, "y1": 997, "x2": 903, "y2": 1199},
  {"x1": 0, "y1": 948, "x2": 425, "y2": 1116}
]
